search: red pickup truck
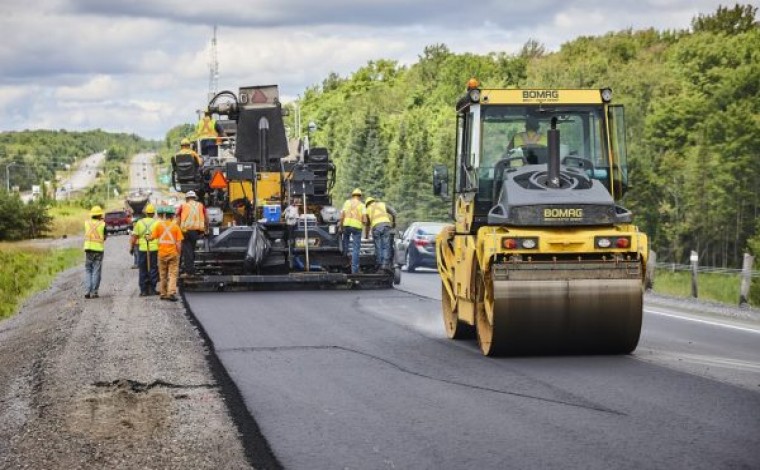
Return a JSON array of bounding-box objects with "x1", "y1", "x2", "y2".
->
[{"x1": 104, "y1": 210, "x2": 133, "y2": 234}]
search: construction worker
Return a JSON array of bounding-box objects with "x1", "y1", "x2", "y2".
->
[
  {"x1": 194, "y1": 111, "x2": 220, "y2": 157},
  {"x1": 176, "y1": 190, "x2": 208, "y2": 276},
  {"x1": 508, "y1": 116, "x2": 547, "y2": 151},
  {"x1": 175, "y1": 138, "x2": 202, "y2": 166},
  {"x1": 130, "y1": 203, "x2": 159, "y2": 296},
  {"x1": 339, "y1": 188, "x2": 366, "y2": 274},
  {"x1": 83, "y1": 205, "x2": 107, "y2": 299},
  {"x1": 365, "y1": 197, "x2": 397, "y2": 271},
  {"x1": 150, "y1": 206, "x2": 183, "y2": 301}
]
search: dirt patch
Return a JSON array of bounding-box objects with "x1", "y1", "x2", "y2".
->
[
  {"x1": 68, "y1": 380, "x2": 172, "y2": 441},
  {"x1": 0, "y1": 236, "x2": 251, "y2": 470}
]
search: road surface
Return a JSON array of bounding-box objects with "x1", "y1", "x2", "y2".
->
[
  {"x1": 128, "y1": 152, "x2": 163, "y2": 200},
  {"x1": 55, "y1": 151, "x2": 106, "y2": 200},
  {"x1": 185, "y1": 271, "x2": 760, "y2": 469}
]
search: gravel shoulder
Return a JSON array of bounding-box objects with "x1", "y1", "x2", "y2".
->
[
  {"x1": 0, "y1": 235, "x2": 251, "y2": 469},
  {"x1": 645, "y1": 290, "x2": 760, "y2": 323}
]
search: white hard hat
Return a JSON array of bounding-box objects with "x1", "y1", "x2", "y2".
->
[{"x1": 185, "y1": 190, "x2": 197, "y2": 198}]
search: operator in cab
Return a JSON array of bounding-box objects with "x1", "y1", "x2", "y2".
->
[
  {"x1": 174, "y1": 138, "x2": 202, "y2": 166},
  {"x1": 507, "y1": 116, "x2": 547, "y2": 151}
]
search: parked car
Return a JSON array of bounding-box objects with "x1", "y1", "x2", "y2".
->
[
  {"x1": 395, "y1": 222, "x2": 448, "y2": 272},
  {"x1": 104, "y1": 210, "x2": 132, "y2": 234}
]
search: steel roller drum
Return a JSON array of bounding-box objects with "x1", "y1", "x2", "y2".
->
[{"x1": 479, "y1": 278, "x2": 642, "y2": 355}]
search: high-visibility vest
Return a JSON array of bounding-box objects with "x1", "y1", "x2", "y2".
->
[
  {"x1": 180, "y1": 201, "x2": 205, "y2": 231},
  {"x1": 133, "y1": 217, "x2": 158, "y2": 251},
  {"x1": 514, "y1": 131, "x2": 547, "y2": 146},
  {"x1": 157, "y1": 221, "x2": 177, "y2": 246},
  {"x1": 342, "y1": 198, "x2": 365, "y2": 229},
  {"x1": 176, "y1": 148, "x2": 201, "y2": 164},
  {"x1": 196, "y1": 117, "x2": 218, "y2": 139},
  {"x1": 83, "y1": 219, "x2": 105, "y2": 252},
  {"x1": 368, "y1": 202, "x2": 391, "y2": 228}
]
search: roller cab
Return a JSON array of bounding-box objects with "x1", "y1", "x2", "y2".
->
[{"x1": 435, "y1": 83, "x2": 648, "y2": 355}]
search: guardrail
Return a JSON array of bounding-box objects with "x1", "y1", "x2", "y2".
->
[
  {"x1": 654, "y1": 262, "x2": 760, "y2": 278},
  {"x1": 647, "y1": 252, "x2": 756, "y2": 307}
]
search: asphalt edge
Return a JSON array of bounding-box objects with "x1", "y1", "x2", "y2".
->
[{"x1": 179, "y1": 289, "x2": 283, "y2": 470}]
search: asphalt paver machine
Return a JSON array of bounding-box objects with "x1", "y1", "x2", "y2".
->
[{"x1": 178, "y1": 85, "x2": 398, "y2": 291}]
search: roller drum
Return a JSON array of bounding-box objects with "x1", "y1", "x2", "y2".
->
[{"x1": 481, "y1": 276, "x2": 642, "y2": 355}]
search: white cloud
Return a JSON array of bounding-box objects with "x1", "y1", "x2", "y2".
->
[{"x1": 0, "y1": 0, "x2": 742, "y2": 139}]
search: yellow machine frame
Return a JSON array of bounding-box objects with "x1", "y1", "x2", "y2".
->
[{"x1": 437, "y1": 86, "x2": 648, "y2": 355}]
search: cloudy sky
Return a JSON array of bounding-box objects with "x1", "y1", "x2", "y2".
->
[{"x1": 0, "y1": 0, "x2": 745, "y2": 139}]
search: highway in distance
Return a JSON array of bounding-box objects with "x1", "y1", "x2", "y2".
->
[{"x1": 186, "y1": 270, "x2": 760, "y2": 469}]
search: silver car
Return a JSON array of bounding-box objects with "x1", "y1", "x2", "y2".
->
[{"x1": 395, "y1": 222, "x2": 448, "y2": 272}]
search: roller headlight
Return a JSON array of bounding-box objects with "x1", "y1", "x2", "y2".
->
[
  {"x1": 468, "y1": 88, "x2": 481, "y2": 103},
  {"x1": 521, "y1": 238, "x2": 537, "y2": 249},
  {"x1": 597, "y1": 237, "x2": 612, "y2": 248}
]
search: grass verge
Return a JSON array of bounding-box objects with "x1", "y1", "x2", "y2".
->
[
  {"x1": 49, "y1": 204, "x2": 91, "y2": 238},
  {"x1": 0, "y1": 246, "x2": 81, "y2": 319},
  {"x1": 652, "y1": 268, "x2": 749, "y2": 306}
]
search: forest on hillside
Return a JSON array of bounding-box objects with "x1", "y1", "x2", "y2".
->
[
  {"x1": 292, "y1": 4, "x2": 759, "y2": 268},
  {"x1": 0, "y1": 129, "x2": 150, "y2": 192}
]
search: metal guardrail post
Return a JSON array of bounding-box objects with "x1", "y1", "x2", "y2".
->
[
  {"x1": 645, "y1": 250, "x2": 656, "y2": 291},
  {"x1": 690, "y1": 251, "x2": 699, "y2": 298},
  {"x1": 739, "y1": 253, "x2": 754, "y2": 307}
]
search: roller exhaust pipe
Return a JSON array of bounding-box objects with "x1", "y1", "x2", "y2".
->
[{"x1": 547, "y1": 117, "x2": 560, "y2": 188}]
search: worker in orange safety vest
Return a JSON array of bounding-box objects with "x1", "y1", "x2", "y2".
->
[
  {"x1": 176, "y1": 190, "x2": 208, "y2": 276},
  {"x1": 150, "y1": 205, "x2": 184, "y2": 301}
]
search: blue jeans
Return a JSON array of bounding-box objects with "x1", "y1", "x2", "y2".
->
[
  {"x1": 342, "y1": 227, "x2": 362, "y2": 274},
  {"x1": 84, "y1": 251, "x2": 103, "y2": 295},
  {"x1": 372, "y1": 224, "x2": 392, "y2": 267},
  {"x1": 138, "y1": 250, "x2": 159, "y2": 294}
]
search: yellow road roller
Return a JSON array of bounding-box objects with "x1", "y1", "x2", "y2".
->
[{"x1": 434, "y1": 82, "x2": 648, "y2": 355}]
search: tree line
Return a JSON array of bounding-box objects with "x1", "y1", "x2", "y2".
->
[
  {"x1": 0, "y1": 129, "x2": 152, "y2": 240},
  {"x1": 293, "y1": 4, "x2": 759, "y2": 268}
]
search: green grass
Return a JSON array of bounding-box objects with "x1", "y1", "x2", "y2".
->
[
  {"x1": 653, "y1": 268, "x2": 747, "y2": 306},
  {"x1": 0, "y1": 246, "x2": 81, "y2": 319},
  {"x1": 48, "y1": 204, "x2": 91, "y2": 238}
]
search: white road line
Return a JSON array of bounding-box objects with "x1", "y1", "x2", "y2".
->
[{"x1": 645, "y1": 308, "x2": 760, "y2": 335}]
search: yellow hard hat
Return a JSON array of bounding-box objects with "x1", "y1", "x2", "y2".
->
[
  {"x1": 180, "y1": 138, "x2": 191, "y2": 146},
  {"x1": 144, "y1": 203, "x2": 155, "y2": 215},
  {"x1": 351, "y1": 188, "x2": 362, "y2": 197},
  {"x1": 365, "y1": 197, "x2": 375, "y2": 206},
  {"x1": 90, "y1": 205, "x2": 104, "y2": 217}
]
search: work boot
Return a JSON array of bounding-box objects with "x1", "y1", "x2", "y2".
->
[
  {"x1": 167, "y1": 295, "x2": 178, "y2": 302},
  {"x1": 84, "y1": 293, "x2": 91, "y2": 299},
  {"x1": 91, "y1": 293, "x2": 99, "y2": 298},
  {"x1": 139, "y1": 292, "x2": 147, "y2": 297}
]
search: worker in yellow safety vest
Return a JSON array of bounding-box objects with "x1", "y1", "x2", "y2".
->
[
  {"x1": 176, "y1": 190, "x2": 207, "y2": 276},
  {"x1": 83, "y1": 205, "x2": 107, "y2": 299},
  {"x1": 130, "y1": 203, "x2": 159, "y2": 296},
  {"x1": 339, "y1": 188, "x2": 367, "y2": 274},
  {"x1": 195, "y1": 110, "x2": 220, "y2": 157},
  {"x1": 150, "y1": 205, "x2": 184, "y2": 301},
  {"x1": 365, "y1": 197, "x2": 398, "y2": 271},
  {"x1": 507, "y1": 116, "x2": 547, "y2": 151},
  {"x1": 175, "y1": 138, "x2": 202, "y2": 166}
]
